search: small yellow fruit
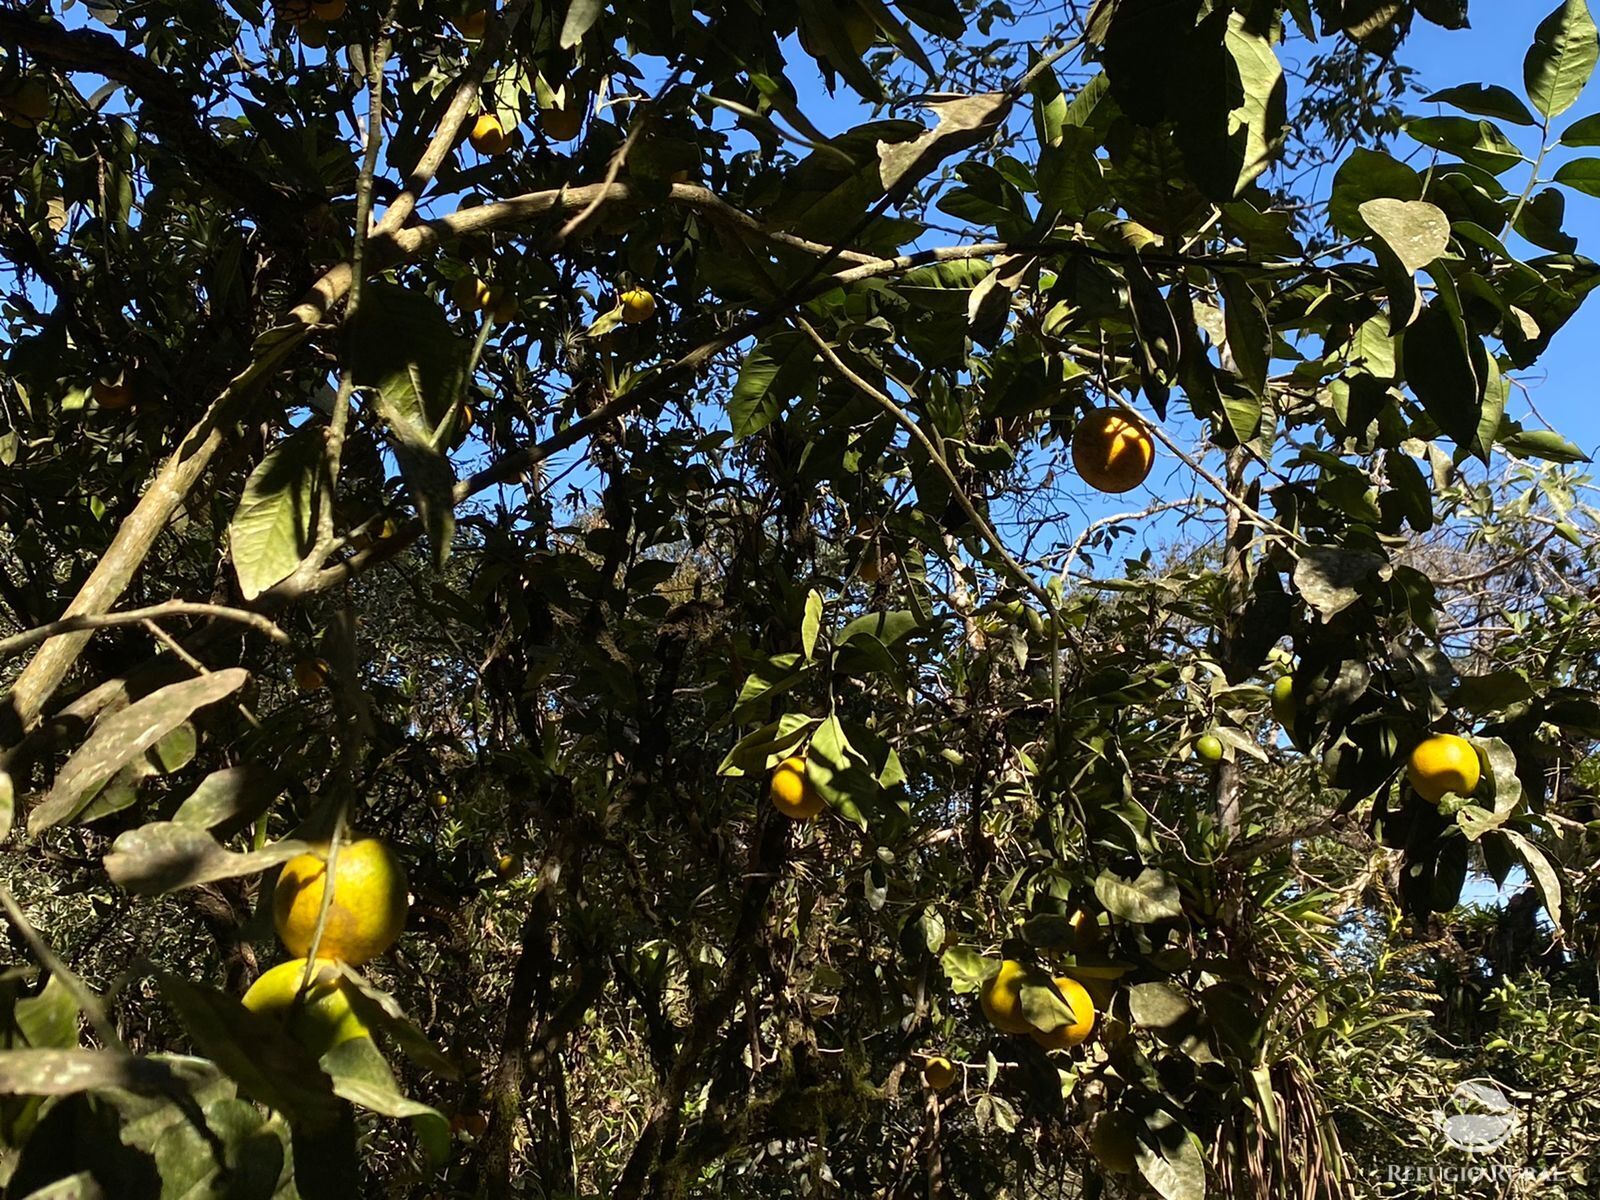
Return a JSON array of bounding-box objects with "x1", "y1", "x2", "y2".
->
[
  {"x1": 454, "y1": 7, "x2": 488, "y2": 39},
  {"x1": 1089, "y1": 1111, "x2": 1140, "y2": 1174},
  {"x1": 1071, "y1": 408, "x2": 1155, "y2": 494},
  {"x1": 491, "y1": 291, "x2": 518, "y2": 323},
  {"x1": 978, "y1": 959, "x2": 1036, "y2": 1035},
  {"x1": 494, "y1": 851, "x2": 522, "y2": 879},
  {"x1": 92, "y1": 381, "x2": 133, "y2": 411},
  {"x1": 429, "y1": 791, "x2": 449, "y2": 810},
  {"x1": 542, "y1": 99, "x2": 586, "y2": 142},
  {"x1": 619, "y1": 287, "x2": 656, "y2": 324},
  {"x1": 469, "y1": 112, "x2": 511, "y2": 155},
  {"x1": 1271, "y1": 674, "x2": 1296, "y2": 724},
  {"x1": 242, "y1": 958, "x2": 369, "y2": 1058},
  {"x1": 922, "y1": 1056, "x2": 957, "y2": 1091},
  {"x1": 452, "y1": 275, "x2": 496, "y2": 312},
  {"x1": 769, "y1": 755, "x2": 825, "y2": 819},
  {"x1": 1196, "y1": 734, "x2": 1223, "y2": 764},
  {"x1": 1407, "y1": 734, "x2": 1480, "y2": 804},
  {"x1": 293, "y1": 657, "x2": 330, "y2": 692},
  {"x1": 1029, "y1": 975, "x2": 1096, "y2": 1051},
  {"x1": 311, "y1": 0, "x2": 345, "y2": 18},
  {"x1": 274, "y1": 838, "x2": 408, "y2": 965}
]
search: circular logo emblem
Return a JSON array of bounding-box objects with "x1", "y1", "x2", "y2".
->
[{"x1": 1439, "y1": 1079, "x2": 1518, "y2": 1154}]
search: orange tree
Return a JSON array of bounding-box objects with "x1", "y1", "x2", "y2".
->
[{"x1": 1, "y1": 0, "x2": 1598, "y2": 1196}]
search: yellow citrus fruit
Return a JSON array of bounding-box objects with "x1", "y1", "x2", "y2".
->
[
  {"x1": 1071, "y1": 408, "x2": 1154, "y2": 494},
  {"x1": 542, "y1": 99, "x2": 586, "y2": 141},
  {"x1": 454, "y1": 7, "x2": 488, "y2": 39},
  {"x1": 429, "y1": 791, "x2": 449, "y2": 810},
  {"x1": 1089, "y1": 1111, "x2": 1140, "y2": 1174},
  {"x1": 1029, "y1": 975, "x2": 1096, "y2": 1051},
  {"x1": 1196, "y1": 734, "x2": 1223, "y2": 764},
  {"x1": 1068, "y1": 907, "x2": 1101, "y2": 951},
  {"x1": 1, "y1": 78, "x2": 50, "y2": 127},
  {"x1": 469, "y1": 112, "x2": 510, "y2": 155},
  {"x1": 92, "y1": 381, "x2": 133, "y2": 411},
  {"x1": 922, "y1": 1056, "x2": 957, "y2": 1091},
  {"x1": 311, "y1": 0, "x2": 345, "y2": 18},
  {"x1": 619, "y1": 287, "x2": 656, "y2": 324},
  {"x1": 1407, "y1": 734, "x2": 1480, "y2": 804},
  {"x1": 274, "y1": 838, "x2": 408, "y2": 965},
  {"x1": 770, "y1": 756, "x2": 825, "y2": 819},
  {"x1": 1271, "y1": 675, "x2": 1296, "y2": 724},
  {"x1": 452, "y1": 275, "x2": 496, "y2": 311},
  {"x1": 242, "y1": 958, "x2": 368, "y2": 1058},
  {"x1": 293, "y1": 657, "x2": 330, "y2": 692},
  {"x1": 494, "y1": 851, "x2": 522, "y2": 879},
  {"x1": 979, "y1": 959, "x2": 1037, "y2": 1034},
  {"x1": 491, "y1": 291, "x2": 518, "y2": 322}
]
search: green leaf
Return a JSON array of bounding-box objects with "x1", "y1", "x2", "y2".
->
[
  {"x1": 1553, "y1": 156, "x2": 1600, "y2": 195},
  {"x1": 558, "y1": 0, "x2": 603, "y2": 48},
  {"x1": 146, "y1": 721, "x2": 197, "y2": 774},
  {"x1": 319, "y1": 1037, "x2": 449, "y2": 1166},
  {"x1": 104, "y1": 824, "x2": 311, "y2": 895},
  {"x1": 1216, "y1": 273, "x2": 1269, "y2": 402},
  {"x1": 1526, "y1": 0, "x2": 1599, "y2": 119},
  {"x1": 15, "y1": 975, "x2": 80, "y2": 1051},
  {"x1": 1018, "y1": 982, "x2": 1075, "y2": 1032},
  {"x1": 1560, "y1": 110, "x2": 1600, "y2": 142},
  {"x1": 1514, "y1": 187, "x2": 1579, "y2": 252},
  {"x1": 31, "y1": 670, "x2": 251, "y2": 831},
  {"x1": 1403, "y1": 301, "x2": 1487, "y2": 454},
  {"x1": 0, "y1": 1049, "x2": 205, "y2": 1099},
  {"x1": 1499, "y1": 830, "x2": 1566, "y2": 933},
  {"x1": 333, "y1": 965, "x2": 460, "y2": 1082},
  {"x1": 1329, "y1": 148, "x2": 1423, "y2": 239},
  {"x1": 1499, "y1": 426, "x2": 1591, "y2": 462},
  {"x1": 1036, "y1": 126, "x2": 1108, "y2": 221},
  {"x1": 1136, "y1": 1109, "x2": 1208, "y2": 1200},
  {"x1": 1292, "y1": 546, "x2": 1388, "y2": 622},
  {"x1": 730, "y1": 333, "x2": 816, "y2": 439},
  {"x1": 172, "y1": 765, "x2": 287, "y2": 836},
  {"x1": 1128, "y1": 982, "x2": 1196, "y2": 1030},
  {"x1": 229, "y1": 427, "x2": 326, "y2": 600},
  {"x1": 836, "y1": 610, "x2": 921, "y2": 648},
  {"x1": 807, "y1": 713, "x2": 877, "y2": 827},
  {"x1": 151, "y1": 1097, "x2": 293, "y2": 1199},
  {"x1": 19, "y1": 1173, "x2": 105, "y2": 1199},
  {"x1": 715, "y1": 713, "x2": 819, "y2": 776},
  {"x1": 939, "y1": 945, "x2": 986, "y2": 994},
  {"x1": 1358, "y1": 198, "x2": 1451, "y2": 275},
  {"x1": 1093, "y1": 868, "x2": 1183, "y2": 923},
  {"x1": 350, "y1": 283, "x2": 463, "y2": 568},
  {"x1": 1221, "y1": 13, "x2": 1287, "y2": 195},
  {"x1": 801, "y1": 590, "x2": 823, "y2": 660},
  {"x1": 1403, "y1": 116, "x2": 1524, "y2": 173},
  {"x1": 1425, "y1": 83, "x2": 1538, "y2": 126}
]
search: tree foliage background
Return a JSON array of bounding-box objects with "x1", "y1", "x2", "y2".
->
[{"x1": 1, "y1": 0, "x2": 1599, "y2": 1195}]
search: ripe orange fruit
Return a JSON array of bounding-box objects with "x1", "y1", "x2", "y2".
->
[
  {"x1": 293, "y1": 656, "x2": 330, "y2": 692},
  {"x1": 619, "y1": 287, "x2": 656, "y2": 324},
  {"x1": 1407, "y1": 734, "x2": 1480, "y2": 804},
  {"x1": 922, "y1": 1056, "x2": 957, "y2": 1091},
  {"x1": 274, "y1": 837, "x2": 408, "y2": 965},
  {"x1": 1089, "y1": 1111, "x2": 1140, "y2": 1174},
  {"x1": 769, "y1": 755, "x2": 825, "y2": 819},
  {"x1": 92, "y1": 380, "x2": 133, "y2": 411},
  {"x1": 1029, "y1": 975, "x2": 1096, "y2": 1051},
  {"x1": 454, "y1": 6, "x2": 488, "y2": 39},
  {"x1": 469, "y1": 112, "x2": 510, "y2": 155},
  {"x1": 1071, "y1": 408, "x2": 1154, "y2": 494},
  {"x1": 978, "y1": 959, "x2": 1037, "y2": 1034},
  {"x1": 242, "y1": 958, "x2": 369, "y2": 1058},
  {"x1": 542, "y1": 99, "x2": 586, "y2": 142}
]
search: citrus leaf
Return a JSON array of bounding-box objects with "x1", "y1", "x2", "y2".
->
[
  {"x1": 1093, "y1": 868, "x2": 1183, "y2": 923},
  {"x1": 1425, "y1": 83, "x2": 1537, "y2": 126},
  {"x1": 1358, "y1": 199, "x2": 1450, "y2": 275},
  {"x1": 731, "y1": 333, "x2": 816, "y2": 440},
  {"x1": 31, "y1": 670, "x2": 251, "y2": 832},
  {"x1": 104, "y1": 824, "x2": 311, "y2": 895},
  {"x1": 332, "y1": 965, "x2": 460, "y2": 1082},
  {"x1": 319, "y1": 1038, "x2": 449, "y2": 1166},
  {"x1": 172, "y1": 765, "x2": 288, "y2": 836},
  {"x1": 229, "y1": 427, "x2": 325, "y2": 601},
  {"x1": 1526, "y1": 0, "x2": 1599, "y2": 119}
]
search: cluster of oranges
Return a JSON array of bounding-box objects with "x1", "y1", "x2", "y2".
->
[
  {"x1": 240, "y1": 837, "x2": 409, "y2": 1056},
  {"x1": 272, "y1": 0, "x2": 346, "y2": 47}
]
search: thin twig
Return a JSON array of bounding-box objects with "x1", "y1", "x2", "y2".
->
[{"x1": 0, "y1": 601, "x2": 289, "y2": 660}]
